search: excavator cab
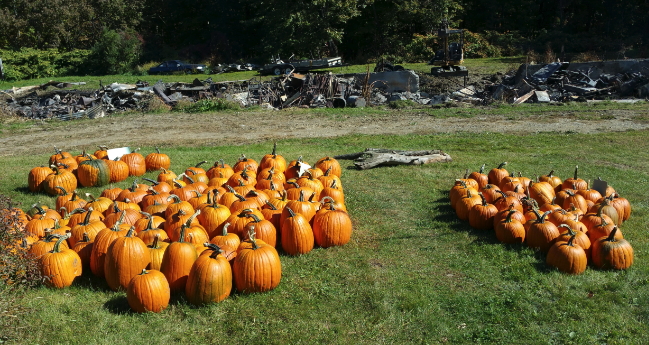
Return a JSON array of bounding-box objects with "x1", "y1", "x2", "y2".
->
[{"x1": 429, "y1": 20, "x2": 468, "y2": 80}]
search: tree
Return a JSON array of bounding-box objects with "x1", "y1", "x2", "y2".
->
[
  {"x1": 88, "y1": 27, "x2": 142, "y2": 75},
  {"x1": 239, "y1": 0, "x2": 362, "y2": 59}
]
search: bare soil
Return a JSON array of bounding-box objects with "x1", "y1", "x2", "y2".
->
[{"x1": 2, "y1": 106, "x2": 648, "y2": 157}]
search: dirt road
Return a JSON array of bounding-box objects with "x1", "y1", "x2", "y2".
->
[{"x1": 2, "y1": 107, "x2": 648, "y2": 156}]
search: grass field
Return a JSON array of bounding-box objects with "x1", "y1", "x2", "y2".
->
[{"x1": 2, "y1": 129, "x2": 648, "y2": 344}]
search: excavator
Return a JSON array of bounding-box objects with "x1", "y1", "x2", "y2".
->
[{"x1": 429, "y1": 19, "x2": 468, "y2": 83}]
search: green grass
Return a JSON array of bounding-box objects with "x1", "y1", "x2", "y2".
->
[{"x1": 2, "y1": 130, "x2": 649, "y2": 344}]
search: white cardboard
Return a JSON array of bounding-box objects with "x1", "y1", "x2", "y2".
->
[{"x1": 107, "y1": 147, "x2": 131, "y2": 161}]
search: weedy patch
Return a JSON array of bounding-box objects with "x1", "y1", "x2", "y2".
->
[{"x1": 174, "y1": 98, "x2": 241, "y2": 113}]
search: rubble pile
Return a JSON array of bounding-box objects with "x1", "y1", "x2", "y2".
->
[
  {"x1": 1, "y1": 81, "x2": 153, "y2": 120},
  {"x1": 482, "y1": 59, "x2": 649, "y2": 103},
  {"x1": 2, "y1": 59, "x2": 647, "y2": 120}
]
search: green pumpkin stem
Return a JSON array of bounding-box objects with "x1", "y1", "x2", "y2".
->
[
  {"x1": 558, "y1": 224, "x2": 576, "y2": 236},
  {"x1": 51, "y1": 234, "x2": 69, "y2": 253},
  {"x1": 221, "y1": 223, "x2": 231, "y2": 237},
  {"x1": 125, "y1": 226, "x2": 136, "y2": 238},
  {"x1": 265, "y1": 201, "x2": 278, "y2": 210},
  {"x1": 566, "y1": 234, "x2": 576, "y2": 247}
]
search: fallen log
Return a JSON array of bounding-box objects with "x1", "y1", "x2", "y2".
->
[{"x1": 335, "y1": 148, "x2": 452, "y2": 170}]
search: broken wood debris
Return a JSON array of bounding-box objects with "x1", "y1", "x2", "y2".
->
[
  {"x1": 479, "y1": 59, "x2": 649, "y2": 104},
  {"x1": 335, "y1": 148, "x2": 452, "y2": 170}
]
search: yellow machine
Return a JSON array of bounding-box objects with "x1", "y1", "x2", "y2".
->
[{"x1": 429, "y1": 19, "x2": 468, "y2": 81}]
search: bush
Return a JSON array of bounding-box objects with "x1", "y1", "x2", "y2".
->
[
  {"x1": 404, "y1": 34, "x2": 437, "y2": 62},
  {"x1": 87, "y1": 27, "x2": 142, "y2": 75},
  {"x1": 463, "y1": 30, "x2": 502, "y2": 58},
  {"x1": 0, "y1": 196, "x2": 41, "y2": 288},
  {"x1": 0, "y1": 48, "x2": 91, "y2": 81}
]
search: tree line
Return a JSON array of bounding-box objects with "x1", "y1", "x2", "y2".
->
[{"x1": 1, "y1": 0, "x2": 647, "y2": 73}]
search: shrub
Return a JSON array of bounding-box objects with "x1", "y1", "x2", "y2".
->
[
  {"x1": 87, "y1": 27, "x2": 142, "y2": 75},
  {"x1": 404, "y1": 34, "x2": 437, "y2": 62},
  {"x1": 0, "y1": 48, "x2": 91, "y2": 81},
  {"x1": 464, "y1": 30, "x2": 502, "y2": 58},
  {"x1": 0, "y1": 196, "x2": 41, "y2": 288}
]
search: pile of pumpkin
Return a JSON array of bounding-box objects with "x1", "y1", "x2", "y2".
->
[
  {"x1": 450, "y1": 162, "x2": 633, "y2": 275},
  {"x1": 20, "y1": 144, "x2": 351, "y2": 312}
]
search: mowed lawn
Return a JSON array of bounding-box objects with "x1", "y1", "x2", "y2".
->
[{"x1": 2, "y1": 130, "x2": 649, "y2": 344}]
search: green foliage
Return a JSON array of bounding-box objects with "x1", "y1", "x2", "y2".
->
[
  {"x1": 463, "y1": 30, "x2": 502, "y2": 58},
  {"x1": 0, "y1": 48, "x2": 90, "y2": 81},
  {"x1": 403, "y1": 34, "x2": 437, "y2": 62},
  {"x1": 88, "y1": 28, "x2": 142, "y2": 75},
  {"x1": 174, "y1": 98, "x2": 241, "y2": 113}
]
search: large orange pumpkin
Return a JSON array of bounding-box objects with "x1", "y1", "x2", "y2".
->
[{"x1": 127, "y1": 269, "x2": 170, "y2": 313}]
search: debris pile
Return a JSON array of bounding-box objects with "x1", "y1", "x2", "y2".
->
[
  {"x1": 3, "y1": 59, "x2": 647, "y2": 120},
  {"x1": 481, "y1": 59, "x2": 649, "y2": 103},
  {"x1": 1, "y1": 81, "x2": 152, "y2": 120}
]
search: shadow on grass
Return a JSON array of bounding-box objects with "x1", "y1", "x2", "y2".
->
[
  {"x1": 14, "y1": 186, "x2": 33, "y2": 194},
  {"x1": 430, "y1": 194, "x2": 556, "y2": 272},
  {"x1": 104, "y1": 295, "x2": 132, "y2": 315},
  {"x1": 73, "y1": 272, "x2": 112, "y2": 292},
  {"x1": 430, "y1": 195, "x2": 500, "y2": 245}
]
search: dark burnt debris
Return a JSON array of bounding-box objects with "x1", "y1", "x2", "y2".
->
[{"x1": 2, "y1": 59, "x2": 648, "y2": 120}]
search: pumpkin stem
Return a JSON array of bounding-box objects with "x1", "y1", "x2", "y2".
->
[
  {"x1": 479, "y1": 164, "x2": 485, "y2": 174},
  {"x1": 150, "y1": 234, "x2": 161, "y2": 249},
  {"x1": 566, "y1": 234, "x2": 577, "y2": 247},
  {"x1": 265, "y1": 201, "x2": 278, "y2": 210},
  {"x1": 51, "y1": 234, "x2": 70, "y2": 253},
  {"x1": 497, "y1": 162, "x2": 508, "y2": 169},
  {"x1": 286, "y1": 206, "x2": 296, "y2": 218},
  {"x1": 55, "y1": 186, "x2": 69, "y2": 195},
  {"x1": 504, "y1": 209, "x2": 516, "y2": 223},
  {"x1": 573, "y1": 165, "x2": 579, "y2": 180},
  {"x1": 185, "y1": 209, "x2": 201, "y2": 227},
  {"x1": 478, "y1": 192, "x2": 488, "y2": 207},
  {"x1": 536, "y1": 211, "x2": 551, "y2": 223},
  {"x1": 558, "y1": 224, "x2": 576, "y2": 236},
  {"x1": 125, "y1": 226, "x2": 136, "y2": 238},
  {"x1": 205, "y1": 243, "x2": 223, "y2": 258},
  {"x1": 247, "y1": 225, "x2": 259, "y2": 249},
  {"x1": 221, "y1": 223, "x2": 231, "y2": 236},
  {"x1": 298, "y1": 190, "x2": 305, "y2": 202},
  {"x1": 271, "y1": 142, "x2": 277, "y2": 156},
  {"x1": 607, "y1": 226, "x2": 619, "y2": 241}
]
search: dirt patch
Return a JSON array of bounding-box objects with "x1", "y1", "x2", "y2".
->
[{"x1": 1, "y1": 106, "x2": 648, "y2": 157}]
